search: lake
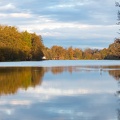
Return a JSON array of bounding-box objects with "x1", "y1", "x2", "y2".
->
[{"x1": 0, "y1": 60, "x2": 120, "y2": 120}]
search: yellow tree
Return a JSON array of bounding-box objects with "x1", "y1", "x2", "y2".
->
[
  {"x1": 73, "y1": 48, "x2": 83, "y2": 59},
  {"x1": 83, "y1": 48, "x2": 93, "y2": 59}
]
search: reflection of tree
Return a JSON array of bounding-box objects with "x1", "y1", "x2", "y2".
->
[
  {"x1": 105, "y1": 66, "x2": 120, "y2": 80},
  {"x1": 108, "y1": 68, "x2": 120, "y2": 97},
  {"x1": 117, "y1": 109, "x2": 120, "y2": 120},
  {"x1": 51, "y1": 67, "x2": 65, "y2": 74},
  {"x1": 0, "y1": 67, "x2": 44, "y2": 95},
  {"x1": 117, "y1": 97, "x2": 120, "y2": 120},
  {"x1": 108, "y1": 70, "x2": 120, "y2": 80},
  {"x1": 108, "y1": 67, "x2": 120, "y2": 119},
  {"x1": 46, "y1": 66, "x2": 77, "y2": 75}
]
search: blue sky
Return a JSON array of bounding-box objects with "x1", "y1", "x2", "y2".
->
[{"x1": 0, "y1": 0, "x2": 119, "y2": 49}]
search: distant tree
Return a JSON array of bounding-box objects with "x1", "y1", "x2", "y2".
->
[
  {"x1": 83, "y1": 48, "x2": 93, "y2": 59},
  {"x1": 67, "y1": 47, "x2": 74, "y2": 60},
  {"x1": 100, "y1": 48, "x2": 108, "y2": 59},
  {"x1": 105, "y1": 39, "x2": 120, "y2": 59},
  {"x1": 50, "y1": 45, "x2": 66, "y2": 59},
  {"x1": 43, "y1": 47, "x2": 52, "y2": 60},
  {"x1": 73, "y1": 48, "x2": 83, "y2": 59}
]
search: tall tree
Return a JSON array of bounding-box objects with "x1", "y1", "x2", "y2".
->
[{"x1": 116, "y1": 1, "x2": 120, "y2": 25}]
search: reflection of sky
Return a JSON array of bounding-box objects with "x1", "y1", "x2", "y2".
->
[
  {"x1": 43, "y1": 69, "x2": 117, "y2": 94},
  {"x1": 0, "y1": 66, "x2": 119, "y2": 120},
  {"x1": 0, "y1": 60, "x2": 120, "y2": 67}
]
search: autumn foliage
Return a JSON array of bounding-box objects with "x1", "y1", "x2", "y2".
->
[
  {"x1": 0, "y1": 25, "x2": 44, "y2": 61},
  {"x1": 44, "y1": 40, "x2": 120, "y2": 60},
  {"x1": 0, "y1": 25, "x2": 120, "y2": 61}
]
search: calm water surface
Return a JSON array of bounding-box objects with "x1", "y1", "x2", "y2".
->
[{"x1": 0, "y1": 60, "x2": 120, "y2": 120}]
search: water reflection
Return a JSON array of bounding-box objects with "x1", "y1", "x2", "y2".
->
[
  {"x1": 108, "y1": 68, "x2": 120, "y2": 120},
  {"x1": 47, "y1": 66, "x2": 120, "y2": 80},
  {"x1": 0, "y1": 65, "x2": 120, "y2": 120},
  {"x1": 0, "y1": 67, "x2": 44, "y2": 95},
  {"x1": 0, "y1": 66, "x2": 120, "y2": 95},
  {"x1": 109, "y1": 70, "x2": 120, "y2": 81}
]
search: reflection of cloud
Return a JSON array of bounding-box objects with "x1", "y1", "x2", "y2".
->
[
  {"x1": 47, "y1": 107, "x2": 96, "y2": 119},
  {"x1": 0, "y1": 108, "x2": 14, "y2": 115},
  {"x1": 35, "y1": 87, "x2": 89, "y2": 95},
  {"x1": 0, "y1": 100, "x2": 31, "y2": 106},
  {"x1": 5, "y1": 109, "x2": 13, "y2": 115},
  {"x1": 10, "y1": 100, "x2": 31, "y2": 105},
  {"x1": 0, "y1": 65, "x2": 118, "y2": 120},
  {"x1": 26, "y1": 87, "x2": 114, "y2": 97}
]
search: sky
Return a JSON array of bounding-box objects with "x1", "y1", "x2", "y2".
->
[{"x1": 0, "y1": 0, "x2": 119, "y2": 49}]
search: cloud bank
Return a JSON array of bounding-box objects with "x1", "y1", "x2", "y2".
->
[{"x1": 0, "y1": 0, "x2": 118, "y2": 49}]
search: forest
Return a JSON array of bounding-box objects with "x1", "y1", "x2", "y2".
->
[
  {"x1": 0, "y1": 25, "x2": 44, "y2": 61},
  {"x1": 0, "y1": 24, "x2": 120, "y2": 61},
  {"x1": 43, "y1": 39, "x2": 120, "y2": 60}
]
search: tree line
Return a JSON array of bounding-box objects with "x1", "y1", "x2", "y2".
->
[
  {"x1": 43, "y1": 39, "x2": 120, "y2": 60},
  {"x1": 0, "y1": 25, "x2": 44, "y2": 61},
  {"x1": 43, "y1": 1, "x2": 120, "y2": 60},
  {"x1": 0, "y1": 24, "x2": 120, "y2": 61}
]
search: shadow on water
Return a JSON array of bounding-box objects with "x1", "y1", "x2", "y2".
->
[{"x1": 0, "y1": 67, "x2": 44, "y2": 95}]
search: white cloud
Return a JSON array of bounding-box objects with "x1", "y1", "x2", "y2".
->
[
  {"x1": 48, "y1": 4, "x2": 75, "y2": 9},
  {"x1": 10, "y1": 13, "x2": 32, "y2": 18},
  {"x1": 0, "y1": 0, "x2": 117, "y2": 48},
  {"x1": 19, "y1": 20, "x2": 117, "y2": 40},
  {"x1": 0, "y1": 13, "x2": 7, "y2": 17},
  {"x1": 0, "y1": 3, "x2": 15, "y2": 10},
  {"x1": 0, "y1": 12, "x2": 32, "y2": 18},
  {"x1": 18, "y1": 16, "x2": 117, "y2": 31}
]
